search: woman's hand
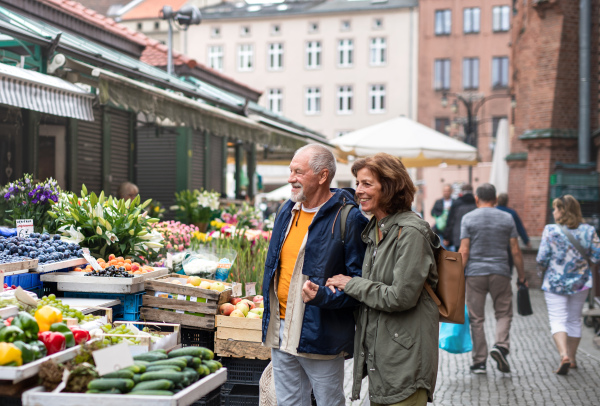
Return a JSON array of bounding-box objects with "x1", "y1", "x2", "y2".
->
[
  {"x1": 301, "y1": 280, "x2": 319, "y2": 303},
  {"x1": 325, "y1": 274, "x2": 352, "y2": 293}
]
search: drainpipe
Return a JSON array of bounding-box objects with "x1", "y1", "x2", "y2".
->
[
  {"x1": 579, "y1": 0, "x2": 590, "y2": 164},
  {"x1": 408, "y1": 7, "x2": 415, "y2": 120}
]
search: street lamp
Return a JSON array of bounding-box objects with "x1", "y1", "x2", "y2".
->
[{"x1": 160, "y1": 5, "x2": 202, "y2": 76}]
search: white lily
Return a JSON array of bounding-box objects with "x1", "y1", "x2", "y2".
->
[
  {"x1": 59, "y1": 225, "x2": 85, "y2": 244},
  {"x1": 105, "y1": 231, "x2": 119, "y2": 246}
]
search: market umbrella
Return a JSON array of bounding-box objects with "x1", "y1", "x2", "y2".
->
[
  {"x1": 262, "y1": 184, "x2": 292, "y2": 201},
  {"x1": 330, "y1": 116, "x2": 478, "y2": 167},
  {"x1": 489, "y1": 118, "x2": 510, "y2": 194}
]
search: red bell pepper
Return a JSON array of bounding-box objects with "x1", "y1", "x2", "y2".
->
[
  {"x1": 38, "y1": 331, "x2": 66, "y2": 355},
  {"x1": 69, "y1": 327, "x2": 90, "y2": 345}
]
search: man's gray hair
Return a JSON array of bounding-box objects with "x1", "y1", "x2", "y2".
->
[
  {"x1": 476, "y1": 183, "x2": 497, "y2": 203},
  {"x1": 294, "y1": 144, "x2": 336, "y2": 182}
]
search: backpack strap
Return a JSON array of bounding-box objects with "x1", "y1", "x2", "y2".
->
[{"x1": 339, "y1": 204, "x2": 354, "y2": 244}]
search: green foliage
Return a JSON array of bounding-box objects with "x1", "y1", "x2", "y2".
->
[{"x1": 172, "y1": 189, "x2": 220, "y2": 225}]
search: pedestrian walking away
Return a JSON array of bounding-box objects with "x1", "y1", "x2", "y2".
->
[
  {"x1": 431, "y1": 184, "x2": 454, "y2": 249},
  {"x1": 325, "y1": 153, "x2": 439, "y2": 405},
  {"x1": 261, "y1": 144, "x2": 368, "y2": 406},
  {"x1": 536, "y1": 194, "x2": 600, "y2": 375},
  {"x1": 458, "y1": 183, "x2": 527, "y2": 375},
  {"x1": 496, "y1": 193, "x2": 531, "y2": 271},
  {"x1": 443, "y1": 184, "x2": 476, "y2": 251}
]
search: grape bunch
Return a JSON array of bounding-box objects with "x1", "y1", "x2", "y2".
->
[
  {"x1": 30, "y1": 294, "x2": 97, "y2": 323},
  {"x1": 99, "y1": 323, "x2": 162, "y2": 346},
  {"x1": 0, "y1": 233, "x2": 83, "y2": 264},
  {"x1": 84, "y1": 265, "x2": 134, "y2": 278}
]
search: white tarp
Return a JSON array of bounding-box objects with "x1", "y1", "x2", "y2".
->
[{"x1": 489, "y1": 118, "x2": 510, "y2": 194}]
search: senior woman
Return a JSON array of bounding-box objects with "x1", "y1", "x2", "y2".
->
[
  {"x1": 311, "y1": 153, "x2": 439, "y2": 405},
  {"x1": 537, "y1": 194, "x2": 600, "y2": 375}
]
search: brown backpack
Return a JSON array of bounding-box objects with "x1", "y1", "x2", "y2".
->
[{"x1": 398, "y1": 228, "x2": 465, "y2": 324}]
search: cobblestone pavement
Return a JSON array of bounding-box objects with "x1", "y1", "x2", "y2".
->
[{"x1": 343, "y1": 288, "x2": 600, "y2": 405}]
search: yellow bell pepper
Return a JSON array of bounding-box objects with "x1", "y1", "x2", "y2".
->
[
  {"x1": 0, "y1": 342, "x2": 23, "y2": 366},
  {"x1": 34, "y1": 306, "x2": 63, "y2": 332}
]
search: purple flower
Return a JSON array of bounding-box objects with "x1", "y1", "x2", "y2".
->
[{"x1": 3, "y1": 193, "x2": 9, "y2": 200}]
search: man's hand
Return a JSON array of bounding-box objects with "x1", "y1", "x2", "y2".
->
[
  {"x1": 517, "y1": 278, "x2": 529, "y2": 288},
  {"x1": 301, "y1": 280, "x2": 319, "y2": 303},
  {"x1": 325, "y1": 274, "x2": 352, "y2": 293}
]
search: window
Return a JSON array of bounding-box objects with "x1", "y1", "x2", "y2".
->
[
  {"x1": 435, "y1": 10, "x2": 451, "y2": 35},
  {"x1": 492, "y1": 56, "x2": 509, "y2": 88},
  {"x1": 208, "y1": 45, "x2": 223, "y2": 71},
  {"x1": 434, "y1": 59, "x2": 450, "y2": 90},
  {"x1": 373, "y1": 18, "x2": 383, "y2": 29},
  {"x1": 268, "y1": 43, "x2": 283, "y2": 70},
  {"x1": 493, "y1": 6, "x2": 510, "y2": 32},
  {"x1": 337, "y1": 85, "x2": 353, "y2": 114},
  {"x1": 369, "y1": 84, "x2": 386, "y2": 113},
  {"x1": 341, "y1": 20, "x2": 351, "y2": 31},
  {"x1": 463, "y1": 58, "x2": 479, "y2": 90},
  {"x1": 492, "y1": 116, "x2": 508, "y2": 137},
  {"x1": 305, "y1": 87, "x2": 321, "y2": 115},
  {"x1": 463, "y1": 8, "x2": 480, "y2": 34},
  {"x1": 154, "y1": 21, "x2": 160, "y2": 30},
  {"x1": 136, "y1": 22, "x2": 143, "y2": 30},
  {"x1": 271, "y1": 24, "x2": 280, "y2": 35},
  {"x1": 309, "y1": 22, "x2": 319, "y2": 33},
  {"x1": 306, "y1": 41, "x2": 321, "y2": 69},
  {"x1": 268, "y1": 89, "x2": 282, "y2": 115},
  {"x1": 211, "y1": 27, "x2": 221, "y2": 38},
  {"x1": 240, "y1": 26, "x2": 251, "y2": 36},
  {"x1": 369, "y1": 37, "x2": 386, "y2": 66},
  {"x1": 238, "y1": 44, "x2": 253, "y2": 71},
  {"x1": 338, "y1": 39, "x2": 353, "y2": 67},
  {"x1": 435, "y1": 118, "x2": 450, "y2": 135}
]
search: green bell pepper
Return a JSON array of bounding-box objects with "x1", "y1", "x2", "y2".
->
[
  {"x1": 11, "y1": 312, "x2": 39, "y2": 342},
  {"x1": 29, "y1": 340, "x2": 47, "y2": 359},
  {"x1": 12, "y1": 341, "x2": 36, "y2": 364},
  {"x1": 49, "y1": 323, "x2": 75, "y2": 348},
  {"x1": 0, "y1": 325, "x2": 25, "y2": 343}
]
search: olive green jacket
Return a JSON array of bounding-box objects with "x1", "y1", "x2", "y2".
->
[{"x1": 344, "y1": 211, "x2": 440, "y2": 404}]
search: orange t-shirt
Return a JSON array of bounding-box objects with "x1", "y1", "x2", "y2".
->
[{"x1": 277, "y1": 208, "x2": 316, "y2": 319}]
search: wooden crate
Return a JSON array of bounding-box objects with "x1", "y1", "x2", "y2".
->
[
  {"x1": 141, "y1": 274, "x2": 232, "y2": 329},
  {"x1": 214, "y1": 338, "x2": 271, "y2": 360},
  {"x1": 214, "y1": 312, "x2": 270, "y2": 360}
]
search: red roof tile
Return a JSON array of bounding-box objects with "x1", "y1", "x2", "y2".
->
[{"x1": 122, "y1": 0, "x2": 189, "y2": 21}]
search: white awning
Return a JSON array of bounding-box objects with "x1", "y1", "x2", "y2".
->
[{"x1": 0, "y1": 63, "x2": 94, "y2": 121}]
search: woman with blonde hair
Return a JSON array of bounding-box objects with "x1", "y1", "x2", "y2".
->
[{"x1": 537, "y1": 194, "x2": 600, "y2": 375}]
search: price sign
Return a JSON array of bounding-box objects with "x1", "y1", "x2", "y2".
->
[
  {"x1": 93, "y1": 343, "x2": 134, "y2": 376},
  {"x1": 16, "y1": 219, "x2": 33, "y2": 238},
  {"x1": 245, "y1": 282, "x2": 257, "y2": 297},
  {"x1": 81, "y1": 248, "x2": 102, "y2": 271},
  {"x1": 231, "y1": 282, "x2": 242, "y2": 297}
]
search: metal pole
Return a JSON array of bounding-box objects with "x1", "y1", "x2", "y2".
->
[
  {"x1": 167, "y1": 18, "x2": 173, "y2": 76},
  {"x1": 579, "y1": 0, "x2": 591, "y2": 164}
]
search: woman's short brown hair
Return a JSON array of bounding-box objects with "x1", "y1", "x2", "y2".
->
[
  {"x1": 552, "y1": 194, "x2": 583, "y2": 228},
  {"x1": 351, "y1": 153, "x2": 416, "y2": 214}
]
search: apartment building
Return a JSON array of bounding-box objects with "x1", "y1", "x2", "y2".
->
[{"x1": 186, "y1": 0, "x2": 419, "y2": 141}]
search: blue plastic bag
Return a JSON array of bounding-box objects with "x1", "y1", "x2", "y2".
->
[{"x1": 439, "y1": 305, "x2": 472, "y2": 354}]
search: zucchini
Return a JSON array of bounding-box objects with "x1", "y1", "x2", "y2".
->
[
  {"x1": 167, "y1": 347, "x2": 205, "y2": 358},
  {"x1": 133, "y1": 352, "x2": 168, "y2": 362},
  {"x1": 148, "y1": 359, "x2": 187, "y2": 369},
  {"x1": 131, "y1": 379, "x2": 174, "y2": 392},
  {"x1": 140, "y1": 371, "x2": 186, "y2": 384},
  {"x1": 103, "y1": 370, "x2": 135, "y2": 379},
  {"x1": 133, "y1": 374, "x2": 142, "y2": 384},
  {"x1": 88, "y1": 378, "x2": 134, "y2": 392},
  {"x1": 127, "y1": 390, "x2": 173, "y2": 396},
  {"x1": 146, "y1": 365, "x2": 181, "y2": 372}
]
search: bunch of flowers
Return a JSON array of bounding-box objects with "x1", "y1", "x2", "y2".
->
[
  {"x1": 0, "y1": 174, "x2": 60, "y2": 232},
  {"x1": 147, "y1": 200, "x2": 166, "y2": 219},
  {"x1": 151, "y1": 221, "x2": 198, "y2": 252},
  {"x1": 218, "y1": 202, "x2": 263, "y2": 230},
  {"x1": 171, "y1": 189, "x2": 221, "y2": 225}
]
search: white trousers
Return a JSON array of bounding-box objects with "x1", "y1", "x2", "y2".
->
[{"x1": 544, "y1": 289, "x2": 589, "y2": 337}]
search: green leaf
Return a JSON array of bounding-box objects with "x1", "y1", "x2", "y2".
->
[
  {"x1": 90, "y1": 192, "x2": 98, "y2": 207},
  {"x1": 140, "y1": 199, "x2": 152, "y2": 210},
  {"x1": 81, "y1": 184, "x2": 87, "y2": 197}
]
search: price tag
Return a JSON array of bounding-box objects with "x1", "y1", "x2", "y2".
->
[
  {"x1": 81, "y1": 248, "x2": 102, "y2": 271},
  {"x1": 231, "y1": 282, "x2": 242, "y2": 297},
  {"x1": 93, "y1": 343, "x2": 134, "y2": 376},
  {"x1": 16, "y1": 219, "x2": 33, "y2": 238},
  {"x1": 166, "y1": 252, "x2": 174, "y2": 269},
  {"x1": 245, "y1": 282, "x2": 256, "y2": 297},
  {"x1": 176, "y1": 294, "x2": 186, "y2": 313}
]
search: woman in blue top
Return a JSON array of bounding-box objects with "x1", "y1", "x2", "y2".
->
[{"x1": 537, "y1": 194, "x2": 600, "y2": 375}]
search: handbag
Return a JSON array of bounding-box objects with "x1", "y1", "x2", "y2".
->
[
  {"x1": 516, "y1": 282, "x2": 533, "y2": 316},
  {"x1": 439, "y1": 305, "x2": 472, "y2": 354}
]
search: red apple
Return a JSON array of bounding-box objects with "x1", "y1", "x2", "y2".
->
[
  {"x1": 219, "y1": 303, "x2": 235, "y2": 316},
  {"x1": 252, "y1": 295, "x2": 264, "y2": 304},
  {"x1": 235, "y1": 302, "x2": 250, "y2": 316},
  {"x1": 242, "y1": 299, "x2": 256, "y2": 310},
  {"x1": 230, "y1": 297, "x2": 242, "y2": 305}
]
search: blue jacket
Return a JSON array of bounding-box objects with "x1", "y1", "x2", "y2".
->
[
  {"x1": 261, "y1": 188, "x2": 368, "y2": 356},
  {"x1": 496, "y1": 205, "x2": 530, "y2": 245}
]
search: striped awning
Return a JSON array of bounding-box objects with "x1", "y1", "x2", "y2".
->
[{"x1": 0, "y1": 63, "x2": 94, "y2": 121}]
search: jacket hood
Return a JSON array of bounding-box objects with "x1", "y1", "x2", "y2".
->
[{"x1": 458, "y1": 193, "x2": 476, "y2": 205}]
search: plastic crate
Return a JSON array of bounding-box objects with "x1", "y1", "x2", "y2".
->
[
  {"x1": 220, "y1": 357, "x2": 269, "y2": 385},
  {"x1": 550, "y1": 185, "x2": 600, "y2": 202},
  {"x1": 222, "y1": 384, "x2": 259, "y2": 406},
  {"x1": 0, "y1": 395, "x2": 22, "y2": 406},
  {"x1": 4, "y1": 273, "x2": 41, "y2": 290},
  {"x1": 63, "y1": 291, "x2": 144, "y2": 321},
  {"x1": 192, "y1": 387, "x2": 220, "y2": 406},
  {"x1": 550, "y1": 171, "x2": 600, "y2": 186},
  {"x1": 181, "y1": 327, "x2": 215, "y2": 350}
]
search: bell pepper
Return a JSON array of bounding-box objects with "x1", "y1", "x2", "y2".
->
[
  {"x1": 49, "y1": 323, "x2": 75, "y2": 348},
  {"x1": 28, "y1": 340, "x2": 47, "y2": 359},
  {"x1": 0, "y1": 325, "x2": 24, "y2": 343},
  {"x1": 12, "y1": 341, "x2": 36, "y2": 364},
  {"x1": 0, "y1": 342, "x2": 22, "y2": 366},
  {"x1": 11, "y1": 312, "x2": 39, "y2": 342},
  {"x1": 34, "y1": 306, "x2": 62, "y2": 332},
  {"x1": 38, "y1": 331, "x2": 66, "y2": 355},
  {"x1": 69, "y1": 327, "x2": 90, "y2": 345}
]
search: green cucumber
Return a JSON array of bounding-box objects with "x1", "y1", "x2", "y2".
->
[
  {"x1": 127, "y1": 390, "x2": 173, "y2": 396},
  {"x1": 191, "y1": 357, "x2": 202, "y2": 369},
  {"x1": 88, "y1": 378, "x2": 134, "y2": 392},
  {"x1": 202, "y1": 360, "x2": 221, "y2": 374},
  {"x1": 167, "y1": 347, "x2": 206, "y2": 358},
  {"x1": 123, "y1": 364, "x2": 143, "y2": 374},
  {"x1": 133, "y1": 374, "x2": 142, "y2": 384},
  {"x1": 201, "y1": 348, "x2": 214, "y2": 361},
  {"x1": 133, "y1": 352, "x2": 168, "y2": 362},
  {"x1": 182, "y1": 367, "x2": 199, "y2": 384},
  {"x1": 131, "y1": 379, "x2": 174, "y2": 391},
  {"x1": 140, "y1": 371, "x2": 186, "y2": 384},
  {"x1": 170, "y1": 355, "x2": 194, "y2": 366},
  {"x1": 196, "y1": 364, "x2": 210, "y2": 377},
  {"x1": 146, "y1": 365, "x2": 181, "y2": 372},
  {"x1": 153, "y1": 349, "x2": 167, "y2": 354},
  {"x1": 134, "y1": 360, "x2": 150, "y2": 366},
  {"x1": 86, "y1": 388, "x2": 122, "y2": 394},
  {"x1": 148, "y1": 359, "x2": 187, "y2": 369},
  {"x1": 103, "y1": 370, "x2": 135, "y2": 379}
]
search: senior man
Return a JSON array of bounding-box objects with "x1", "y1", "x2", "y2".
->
[{"x1": 261, "y1": 144, "x2": 368, "y2": 405}]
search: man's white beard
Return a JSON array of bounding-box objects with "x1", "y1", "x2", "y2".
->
[{"x1": 290, "y1": 183, "x2": 306, "y2": 203}]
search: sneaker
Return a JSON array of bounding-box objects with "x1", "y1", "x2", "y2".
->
[
  {"x1": 490, "y1": 345, "x2": 511, "y2": 373},
  {"x1": 470, "y1": 362, "x2": 487, "y2": 374}
]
